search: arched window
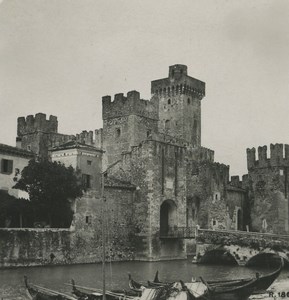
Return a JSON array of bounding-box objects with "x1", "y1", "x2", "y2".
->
[{"x1": 165, "y1": 119, "x2": 170, "y2": 130}]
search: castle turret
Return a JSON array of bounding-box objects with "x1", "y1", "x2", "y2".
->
[
  {"x1": 102, "y1": 90, "x2": 159, "y2": 167},
  {"x1": 246, "y1": 143, "x2": 289, "y2": 234},
  {"x1": 151, "y1": 64, "x2": 205, "y2": 147}
]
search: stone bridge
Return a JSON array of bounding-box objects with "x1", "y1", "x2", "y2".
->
[{"x1": 195, "y1": 228, "x2": 289, "y2": 266}]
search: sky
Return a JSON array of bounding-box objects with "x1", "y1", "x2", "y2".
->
[{"x1": 0, "y1": 0, "x2": 289, "y2": 176}]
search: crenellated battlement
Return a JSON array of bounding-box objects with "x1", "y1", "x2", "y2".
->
[
  {"x1": 247, "y1": 143, "x2": 289, "y2": 170},
  {"x1": 151, "y1": 64, "x2": 205, "y2": 99},
  {"x1": 102, "y1": 90, "x2": 158, "y2": 120},
  {"x1": 75, "y1": 130, "x2": 94, "y2": 145},
  {"x1": 188, "y1": 147, "x2": 214, "y2": 163},
  {"x1": 17, "y1": 113, "x2": 58, "y2": 136}
]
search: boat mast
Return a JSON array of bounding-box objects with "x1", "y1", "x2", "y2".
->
[{"x1": 101, "y1": 171, "x2": 106, "y2": 300}]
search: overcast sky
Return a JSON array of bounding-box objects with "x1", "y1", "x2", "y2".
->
[{"x1": 0, "y1": 0, "x2": 289, "y2": 176}]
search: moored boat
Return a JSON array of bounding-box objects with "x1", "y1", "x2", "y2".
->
[
  {"x1": 150, "y1": 257, "x2": 284, "y2": 294},
  {"x1": 70, "y1": 279, "x2": 138, "y2": 300},
  {"x1": 24, "y1": 276, "x2": 77, "y2": 300}
]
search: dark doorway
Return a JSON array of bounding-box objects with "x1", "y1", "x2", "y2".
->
[{"x1": 160, "y1": 200, "x2": 177, "y2": 235}]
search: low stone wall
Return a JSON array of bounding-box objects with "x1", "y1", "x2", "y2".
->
[
  {"x1": 197, "y1": 229, "x2": 289, "y2": 251},
  {"x1": 0, "y1": 227, "x2": 135, "y2": 268}
]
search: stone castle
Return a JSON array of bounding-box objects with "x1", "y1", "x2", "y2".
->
[{"x1": 14, "y1": 64, "x2": 289, "y2": 260}]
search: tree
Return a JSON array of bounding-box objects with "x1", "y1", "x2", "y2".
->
[
  {"x1": 14, "y1": 159, "x2": 83, "y2": 228},
  {"x1": 0, "y1": 191, "x2": 32, "y2": 228}
]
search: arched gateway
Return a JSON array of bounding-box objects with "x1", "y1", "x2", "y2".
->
[{"x1": 160, "y1": 199, "x2": 177, "y2": 236}]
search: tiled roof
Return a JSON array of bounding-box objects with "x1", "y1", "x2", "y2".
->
[
  {"x1": 0, "y1": 143, "x2": 34, "y2": 158},
  {"x1": 50, "y1": 140, "x2": 103, "y2": 152}
]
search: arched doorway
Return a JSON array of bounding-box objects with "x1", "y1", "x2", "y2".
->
[{"x1": 160, "y1": 200, "x2": 177, "y2": 235}]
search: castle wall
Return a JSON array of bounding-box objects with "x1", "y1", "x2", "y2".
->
[
  {"x1": 246, "y1": 144, "x2": 289, "y2": 234},
  {"x1": 0, "y1": 188, "x2": 136, "y2": 268},
  {"x1": 186, "y1": 157, "x2": 230, "y2": 230},
  {"x1": 18, "y1": 131, "x2": 74, "y2": 159},
  {"x1": 120, "y1": 140, "x2": 187, "y2": 260},
  {"x1": 102, "y1": 91, "x2": 158, "y2": 167},
  {"x1": 226, "y1": 188, "x2": 246, "y2": 231}
]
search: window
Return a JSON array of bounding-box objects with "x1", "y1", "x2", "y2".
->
[
  {"x1": 116, "y1": 128, "x2": 121, "y2": 138},
  {"x1": 87, "y1": 160, "x2": 92, "y2": 166},
  {"x1": 280, "y1": 169, "x2": 284, "y2": 176},
  {"x1": 147, "y1": 130, "x2": 151, "y2": 138},
  {"x1": 85, "y1": 216, "x2": 92, "y2": 225},
  {"x1": 27, "y1": 145, "x2": 31, "y2": 151},
  {"x1": 1, "y1": 159, "x2": 13, "y2": 174},
  {"x1": 187, "y1": 98, "x2": 190, "y2": 104},
  {"x1": 212, "y1": 192, "x2": 220, "y2": 203},
  {"x1": 165, "y1": 119, "x2": 170, "y2": 130},
  {"x1": 82, "y1": 174, "x2": 91, "y2": 189},
  {"x1": 168, "y1": 99, "x2": 171, "y2": 105}
]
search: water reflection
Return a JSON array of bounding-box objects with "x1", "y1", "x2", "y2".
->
[{"x1": 0, "y1": 258, "x2": 286, "y2": 299}]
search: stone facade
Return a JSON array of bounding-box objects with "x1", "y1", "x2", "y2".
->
[
  {"x1": 7, "y1": 64, "x2": 289, "y2": 265},
  {"x1": 245, "y1": 144, "x2": 289, "y2": 234},
  {"x1": 151, "y1": 65, "x2": 205, "y2": 147},
  {"x1": 10, "y1": 65, "x2": 249, "y2": 262}
]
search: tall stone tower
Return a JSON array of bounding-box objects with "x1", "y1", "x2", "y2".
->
[
  {"x1": 102, "y1": 90, "x2": 158, "y2": 167},
  {"x1": 16, "y1": 113, "x2": 74, "y2": 159},
  {"x1": 151, "y1": 64, "x2": 205, "y2": 147},
  {"x1": 246, "y1": 144, "x2": 289, "y2": 233}
]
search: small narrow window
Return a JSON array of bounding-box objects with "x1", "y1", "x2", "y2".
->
[
  {"x1": 116, "y1": 128, "x2": 121, "y2": 138},
  {"x1": 280, "y1": 169, "x2": 284, "y2": 176},
  {"x1": 187, "y1": 98, "x2": 190, "y2": 104},
  {"x1": 168, "y1": 99, "x2": 171, "y2": 105},
  {"x1": 85, "y1": 216, "x2": 91, "y2": 225},
  {"x1": 147, "y1": 130, "x2": 151, "y2": 138}
]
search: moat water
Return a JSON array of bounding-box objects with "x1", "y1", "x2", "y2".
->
[{"x1": 0, "y1": 258, "x2": 288, "y2": 299}]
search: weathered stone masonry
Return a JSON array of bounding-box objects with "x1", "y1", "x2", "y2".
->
[{"x1": 4, "y1": 64, "x2": 288, "y2": 267}]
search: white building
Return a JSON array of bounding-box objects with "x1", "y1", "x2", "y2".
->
[{"x1": 0, "y1": 143, "x2": 34, "y2": 199}]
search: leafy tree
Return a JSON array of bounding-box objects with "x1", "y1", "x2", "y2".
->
[
  {"x1": 0, "y1": 191, "x2": 32, "y2": 228},
  {"x1": 14, "y1": 159, "x2": 83, "y2": 228}
]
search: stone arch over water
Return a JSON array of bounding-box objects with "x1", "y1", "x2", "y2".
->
[{"x1": 198, "y1": 247, "x2": 239, "y2": 265}]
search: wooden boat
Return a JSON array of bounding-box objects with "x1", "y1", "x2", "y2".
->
[
  {"x1": 200, "y1": 276, "x2": 259, "y2": 300},
  {"x1": 128, "y1": 273, "x2": 148, "y2": 293},
  {"x1": 140, "y1": 281, "x2": 208, "y2": 300},
  {"x1": 151, "y1": 257, "x2": 284, "y2": 294},
  {"x1": 69, "y1": 279, "x2": 137, "y2": 300},
  {"x1": 24, "y1": 276, "x2": 77, "y2": 300}
]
